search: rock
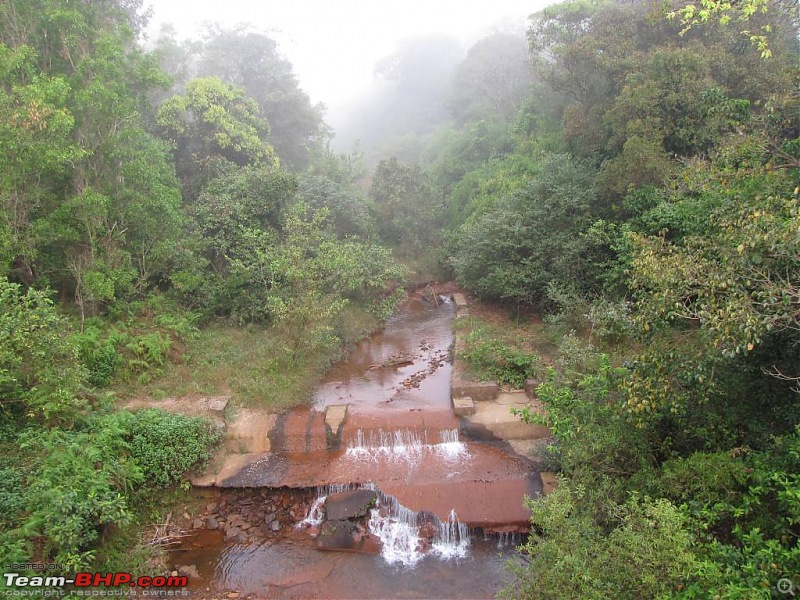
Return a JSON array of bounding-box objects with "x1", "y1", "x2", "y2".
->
[
  {"x1": 239, "y1": 522, "x2": 251, "y2": 530},
  {"x1": 270, "y1": 520, "x2": 281, "y2": 532},
  {"x1": 177, "y1": 565, "x2": 200, "y2": 579},
  {"x1": 192, "y1": 518, "x2": 204, "y2": 529},
  {"x1": 315, "y1": 520, "x2": 361, "y2": 552},
  {"x1": 224, "y1": 526, "x2": 240, "y2": 540},
  {"x1": 323, "y1": 490, "x2": 377, "y2": 521},
  {"x1": 265, "y1": 512, "x2": 276, "y2": 524},
  {"x1": 206, "y1": 502, "x2": 218, "y2": 513},
  {"x1": 361, "y1": 533, "x2": 382, "y2": 554},
  {"x1": 170, "y1": 571, "x2": 179, "y2": 578},
  {"x1": 226, "y1": 593, "x2": 240, "y2": 599}
]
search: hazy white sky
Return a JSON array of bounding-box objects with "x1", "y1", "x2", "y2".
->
[{"x1": 145, "y1": 0, "x2": 554, "y2": 111}]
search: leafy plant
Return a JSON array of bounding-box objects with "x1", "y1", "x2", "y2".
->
[{"x1": 123, "y1": 409, "x2": 222, "y2": 487}]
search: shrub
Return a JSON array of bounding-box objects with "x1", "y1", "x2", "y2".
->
[
  {"x1": 461, "y1": 326, "x2": 540, "y2": 388},
  {"x1": 124, "y1": 409, "x2": 222, "y2": 487},
  {"x1": 501, "y1": 484, "x2": 701, "y2": 600}
]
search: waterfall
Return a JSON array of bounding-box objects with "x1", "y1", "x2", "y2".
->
[
  {"x1": 300, "y1": 483, "x2": 472, "y2": 566},
  {"x1": 345, "y1": 428, "x2": 468, "y2": 463},
  {"x1": 431, "y1": 509, "x2": 470, "y2": 559},
  {"x1": 368, "y1": 491, "x2": 471, "y2": 566}
]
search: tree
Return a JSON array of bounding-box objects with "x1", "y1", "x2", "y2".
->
[
  {"x1": 193, "y1": 25, "x2": 328, "y2": 171},
  {"x1": 369, "y1": 157, "x2": 444, "y2": 253},
  {"x1": 447, "y1": 33, "x2": 532, "y2": 124},
  {"x1": 450, "y1": 153, "x2": 600, "y2": 307},
  {"x1": 156, "y1": 76, "x2": 277, "y2": 196}
]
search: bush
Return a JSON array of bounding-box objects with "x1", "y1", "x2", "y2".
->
[
  {"x1": 460, "y1": 324, "x2": 540, "y2": 388},
  {"x1": 20, "y1": 415, "x2": 141, "y2": 570},
  {"x1": 501, "y1": 484, "x2": 701, "y2": 600},
  {"x1": 124, "y1": 409, "x2": 222, "y2": 487}
]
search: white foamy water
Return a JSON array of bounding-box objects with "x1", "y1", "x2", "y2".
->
[
  {"x1": 431, "y1": 509, "x2": 470, "y2": 559},
  {"x1": 301, "y1": 484, "x2": 472, "y2": 567},
  {"x1": 297, "y1": 495, "x2": 327, "y2": 528},
  {"x1": 345, "y1": 428, "x2": 468, "y2": 463},
  {"x1": 368, "y1": 492, "x2": 470, "y2": 566}
]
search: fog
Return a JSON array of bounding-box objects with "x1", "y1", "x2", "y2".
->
[{"x1": 145, "y1": 0, "x2": 555, "y2": 144}]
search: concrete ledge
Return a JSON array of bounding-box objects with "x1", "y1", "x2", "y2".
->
[
  {"x1": 451, "y1": 378, "x2": 499, "y2": 401},
  {"x1": 452, "y1": 396, "x2": 475, "y2": 416}
]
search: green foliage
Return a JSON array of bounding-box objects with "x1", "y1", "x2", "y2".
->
[
  {"x1": 460, "y1": 325, "x2": 540, "y2": 388},
  {"x1": 191, "y1": 25, "x2": 329, "y2": 171},
  {"x1": 450, "y1": 153, "x2": 601, "y2": 308},
  {"x1": 122, "y1": 409, "x2": 221, "y2": 487},
  {"x1": 370, "y1": 157, "x2": 445, "y2": 254},
  {"x1": 501, "y1": 484, "x2": 700, "y2": 600},
  {"x1": 0, "y1": 278, "x2": 85, "y2": 423},
  {"x1": 156, "y1": 76, "x2": 278, "y2": 196},
  {"x1": 0, "y1": 467, "x2": 26, "y2": 529},
  {"x1": 19, "y1": 413, "x2": 141, "y2": 570}
]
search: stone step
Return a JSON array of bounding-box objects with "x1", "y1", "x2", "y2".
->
[{"x1": 452, "y1": 396, "x2": 475, "y2": 416}]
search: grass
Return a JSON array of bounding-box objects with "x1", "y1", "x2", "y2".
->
[
  {"x1": 454, "y1": 303, "x2": 558, "y2": 387},
  {"x1": 119, "y1": 303, "x2": 382, "y2": 413}
]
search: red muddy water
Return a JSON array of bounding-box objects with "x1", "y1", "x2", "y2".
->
[{"x1": 173, "y1": 296, "x2": 538, "y2": 598}]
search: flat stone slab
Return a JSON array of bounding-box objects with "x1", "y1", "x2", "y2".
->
[
  {"x1": 451, "y1": 378, "x2": 499, "y2": 401},
  {"x1": 452, "y1": 396, "x2": 475, "y2": 416},
  {"x1": 462, "y1": 395, "x2": 550, "y2": 440},
  {"x1": 324, "y1": 490, "x2": 377, "y2": 521},
  {"x1": 496, "y1": 390, "x2": 527, "y2": 405},
  {"x1": 120, "y1": 395, "x2": 230, "y2": 428}
]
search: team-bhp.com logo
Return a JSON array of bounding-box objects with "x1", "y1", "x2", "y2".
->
[{"x1": 4, "y1": 572, "x2": 187, "y2": 589}]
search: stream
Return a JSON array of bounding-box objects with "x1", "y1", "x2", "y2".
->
[{"x1": 171, "y1": 294, "x2": 534, "y2": 598}]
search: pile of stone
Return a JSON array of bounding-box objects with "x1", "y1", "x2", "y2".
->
[{"x1": 190, "y1": 488, "x2": 316, "y2": 544}]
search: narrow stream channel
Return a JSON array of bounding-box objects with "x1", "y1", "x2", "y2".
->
[{"x1": 171, "y1": 295, "x2": 532, "y2": 598}]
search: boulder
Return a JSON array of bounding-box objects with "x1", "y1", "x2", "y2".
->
[
  {"x1": 323, "y1": 490, "x2": 377, "y2": 521},
  {"x1": 315, "y1": 520, "x2": 361, "y2": 552}
]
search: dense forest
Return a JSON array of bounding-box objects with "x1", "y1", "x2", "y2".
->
[{"x1": 1, "y1": 0, "x2": 799, "y2": 596}]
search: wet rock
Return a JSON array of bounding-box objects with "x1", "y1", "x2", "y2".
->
[
  {"x1": 361, "y1": 533, "x2": 383, "y2": 554},
  {"x1": 315, "y1": 519, "x2": 361, "y2": 552},
  {"x1": 177, "y1": 564, "x2": 200, "y2": 579},
  {"x1": 324, "y1": 490, "x2": 377, "y2": 521}
]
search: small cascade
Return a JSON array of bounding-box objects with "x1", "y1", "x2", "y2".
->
[
  {"x1": 368, "y1": 496, "x2": 423, "y2": 567},
  {"x1": 436, "y1": 428, "x2": 467, "y2": 461},
  {"x1": 297, "y1": 495, "x2": 327, "y2": 528},
  {"x1": 483, "y1": 531, "x2": 524, "y2": 549},
  {"x1": 431, "y1": 509, "x2": 470, "y2": 559},
  {"x1": 301, "y1": 484, "x2": 473, "y2": 567},
  {"x1": 346, "y1": 428, "x2": 426, "y2": 461},
  {"x1": 345, "y1": 428, "x2": 468, "y2": 463}
]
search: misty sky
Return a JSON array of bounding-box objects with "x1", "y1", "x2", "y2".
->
[{"x1": 145, "y1": 0, "x2": 555, "y2": 113}]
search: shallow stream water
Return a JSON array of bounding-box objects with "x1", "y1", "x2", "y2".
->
[{"x1": 172, "y1": 296, "x2": 531, "y2": 598}]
